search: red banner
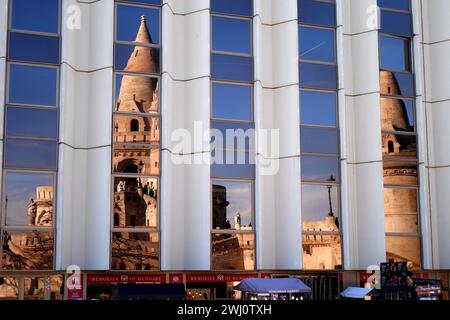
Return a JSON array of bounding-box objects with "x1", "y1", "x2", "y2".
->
[
  {"x1": 186, "y1": 273, "x2": 258, "y2": 283},
  {"x1": 87, "y1": 274, "x2": 166, "y2": 284},
  {"x1": 169, "y1": 273, "x2": 184, "y2": 284}
]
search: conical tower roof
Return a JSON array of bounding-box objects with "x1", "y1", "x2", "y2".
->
[{"x1": 116, "y1": 15, "x2": 158, "y2": 113}]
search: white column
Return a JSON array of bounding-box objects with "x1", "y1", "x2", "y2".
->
[
  {"x1": 57, "y1": 0, "x2": 113, "y2": 270},
  {"x1": 421, "y1": 0, "x2": 450, "y2": 269},
  {"x1": 254, "y1": 0, "x2": 301, "y2": 270},
  {"x1": 341, "y1": 0, "x2": 386, "y2": 269},
  {"x1": 160, "y1": 0, "x2": 211, "y2": 270}
]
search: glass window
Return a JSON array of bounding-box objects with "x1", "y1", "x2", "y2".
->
[
  {"x1": 211, "y1": 0, "x2": 253, "y2": 17},
  {"x1": 211, "y1": 53, "x2": 254, "y2": 82},
  {"x1": 380, "y1": 36, "x2": 410, "y2": 72},
  {"x1": 301, "y1": 127, "x2": 339, "y2": 155},
  {"x1": 49, "y1": 275, "x2": 64, "y2": 300},
  {"x1": 6, "y1": 107, "x2": 58, "y2": 139},
  {"x1": 114, "y1": 44, "x2": 160, "y2": 74},
  {"x1": 113, "y1": 115, "x2": 160, "y2": 144},
  {"x1": 23, "y1": 278, "x2": 45, "y2": 300},
  {"x1": 211, "y1": 120, "x2": 255, "y2": 151},
  {"x1": 111, "y1": 232, "x2": 160, "y2": 270},
  {"x1": 212, "y1": 16, "x2": 251, "y2": 55},
  {"x1": 113, "y1": 146, "x2": 160, "y2": 176},
  {"x1": 386, "y1": 236, "x2": 421, "y2": 269},
  {"x1": 301, "y1": 183, "x2": 339, "y2": 224},
  {"x1": 113, "y1": 177, "x2": 158, "y2": 228},
  {"x1": 383, "y1": 160, "x2": 417, "y2": 185},
  {"x1": 380, "y1": 98, "x2": 415, "y2": 132},
  {"x1": 4, "y1": 172, "x2": 54, "y2": 227},
  {"x1": 299, "y1": 26, "x2": 335, "y2": 63},
  {"x1": 212, "y1": 83, "x2": 252, "y2": 121},
  {"x1": 116, "y1": 4, "x2": 160, "y2": 44},
  {"x1": 212, "y1": 233, "x2": 255, "y2": 270},
  {"x1": 381, "y1": 132, "x2": 416, "y2": 159},
  {"x1": 212, "y1": 180, "x2": 253, "y2": 230},
  {"x1": 299, "y1": 62, "x2": 337, "y2": 90},
  {"x1": 120, "y1": 0, "x2": 161, "y2": 5},
  {"x1": 11, "y1": 0, "x2": 59, "y2": 34},
  {"x1": 380, "y1": 10, "x2": 412, "y2": 37},
  {"x1": 0, "y1": 277, "x2": 19, "y2": 300},
  {"x1": 379, "y1": 71, "x2": 414, "y2": 97},
  {"x1": 378, "y1": 0, "x2": 410, "y2": 11},
  {"x1": 302, "y1": 233, "x2": 342, "y2": 270},
  {"x1": 8, "y1": 64, "x2": 57, "y2": 107},
  {"x1": 9, "y1": 32, "x2": 60, "y2": 64},
  {"x1": 384, "y1": 188, "x2": 418, "y2": 233},
  {"x1": 1, "y1": 230, "x2": 54, "y2": 270},
  {"x1": 300, "y1": 90, "x2": 336, "y2": 126},
  {"x1": 115, "y1": 75, "x2": 159, "y2": 114},
  {"x1": 211, "y1": 150, "x2": 255, "y2": 179},
  {"x1": 298, "y1": 0, "x2": 336, "y2": 27},
  {"x1": 301, "y1": 155, "x2": 339, "y2": 182},
  {"x1": 4, "y1": 139, "x2": 58, "y2": 170}
]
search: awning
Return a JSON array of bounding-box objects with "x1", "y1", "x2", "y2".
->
[
  {"x1": 112, "y1": 284, "x2": 186, "y2": 300},
  {"x1": 340, "y1": 287, "x2": 373, "y2": 299},
  {"x1": 233, "y1": 278, "x2": 312, "y2": 294}
]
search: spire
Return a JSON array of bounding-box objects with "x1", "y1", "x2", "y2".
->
[{"x1": 135, "y1": 14, "x2": 153, "y2": 44}]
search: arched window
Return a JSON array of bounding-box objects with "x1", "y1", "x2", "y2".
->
[
  {"x1": 130, "y1": 119, "x2": 139, "y2": 132},
  {"x1": 388, "y1": 141, "x2": 394, "y2": 153}
]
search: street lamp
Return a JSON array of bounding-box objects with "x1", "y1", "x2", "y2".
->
[{"x1": 327, "y1": 174, "x2": 336, "y2": 217}]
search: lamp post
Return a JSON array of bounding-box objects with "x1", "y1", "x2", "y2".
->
[{"x1": 327, "y1": 174, "x2": 336, "y2": 217}]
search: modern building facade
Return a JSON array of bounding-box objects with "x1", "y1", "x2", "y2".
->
[{"x1": 0, "y1": 0, "x2": 449, "y2": 300}]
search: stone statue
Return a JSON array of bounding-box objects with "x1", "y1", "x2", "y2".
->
[
  {"x1": 234, "y1": 212, "x2": 241, "y2": 229},
  {"x1": 27, "y1": 198, "x2": 37, "y2": 226}
]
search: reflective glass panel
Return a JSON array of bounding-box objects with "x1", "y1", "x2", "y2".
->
[
  {"x1": 111, "y1": 232, "x2": 160, "y2": 270},
  {"x1": 114, "y1": 44, "x2": 160, "y2": 74},
  {"x1": 4, "y1": 172, "x2": 54, "y2": 227},
  {"x1": 378, "y1": 0, "x2": 410, "y2": 11},
  {"x1": 211, "y1": 0, "x2": 253, "y2": 17},
  {"x1": 212, "y1": 180, "x2": 253, "y2": 230},
  {"x1": 6, "y1": 107, "x2": 58, "y2": 139},
  {"x1": 212, "y1": 16, "x2": 251, "y2": 55},
  {"x1": 211, "y1": 120, "x2": 255, "y2": 151},
  {"x1": 380, "y1": 10, "x2": 412, "y2": 37},
  {"x1": 386, "y1": 236, "x2": 421, "y2": 269},
  {"x1": 301, "y1": 127, "x2": 339, "y2": 154},
  {"x1": 116, "y1": 5, "x2": 160, "y2": 44},
  {"x1": 298, "y1": 0, "x2": 336, "y2": 27},
  {"x1": 380, "y1": 71, "x2": 414, "y2": 97},
  {"x1": 300, "y1": 63, "x2": 337, "y2": 90},
  {"x1": 5, "y1": 139, "x2": 58, "y2": 170},
  {"x1": 302, "y1": 233, "x2": 342, "y2": 270},
  {"x1": 300, "y1": 90, "x2": 336, "y2": 126},
  {"x1": 113, "y1": 177, "x2": 158, "y2": 228},
  {"x1": 381, "y1": 132, "x2": 416, "y2": 159},
  {"x1": 9, "y1": 32, "x2": 60, "y2": 64},
  {"x1": 0, "y1": 277, "x2": 19, "y2": 300},
  {"x1": 23, "y1": 278, "x2": 45, "y2": 300},
  {"x1": 380, "y1": 98, "x2": 415, "y2": 131},
  {"x1": 1, "y1": 231, "x2": 54, "y2": 270},
  {"x1": 120, "y1": 0, "x2": 161, "y2": 5},
  {"x1": 113, "y1": 146, "x2": 160, "y2": 176},
  {"x1": 49, "y1": 275, "x2": 64, "y2": 300},
  {"x1": 384, "y1": 188, "x2": 418, "y2": 233},
  {"x1": 302, "y1": 184, "x2": 339, "y2": 225},
  {"x1": 380, "y1": 35, "x2": 410, "y2": 72},
  {"x1": 212, "y1": 83, "x2": 252, "y2": 121},
  {"x1": 301, "y1": 155, "x2": 339, "y2": 182},
  {"x1": 8, "y1": 64, "x2": 57, "y2": 107},
  {"x1": 211, "y1": 150, "x2": 255, "y2": 179},
  {"x1": 11, "y1": 0, "x2": 59, "y2": 33},
  {"x1": 115, "y1": 74, "x2": 159, "y2": 113},
  {"x1": 211, "y1": 54, "x2": 254, "y2": 82},
  {"x1": 113, "y1": 115, "x2": 160, "y2": 144},
  {"x1": 383, "y1": 160, "x2": 417, "y2": 185},
  {"x1": 299, "y1": 26, "x2": 335, "y2": 63},
  {"x1": 212, "y1": 233, "x2": 255, "y2": 270}
]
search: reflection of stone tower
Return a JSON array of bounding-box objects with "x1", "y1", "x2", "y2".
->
[
  {"x1": 212, "y1": 185, "x2": 229, "y2": 229},
  {"x1": 113, "y1": 15, "x2": 160, "y2": 176},
  {"x1": 27, "y1": 186, "x2": 53, "y2": 227},
  {"x1": 116, "y1": 15, "x2": 159, "y2": 114}
]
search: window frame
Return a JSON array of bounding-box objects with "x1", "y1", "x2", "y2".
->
[
  {"x1": 211, "y1": 14, "x2": 253, "y2": 58},
  {"x1": 298, "y1": 24, "x2": 337, "y2": 65},
  {"x1": 211, "y1": 80, "x2": 254, "y2": 123},
  {"x1": 379, "y1": 33, "x2": 413, "y2": 73}
]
